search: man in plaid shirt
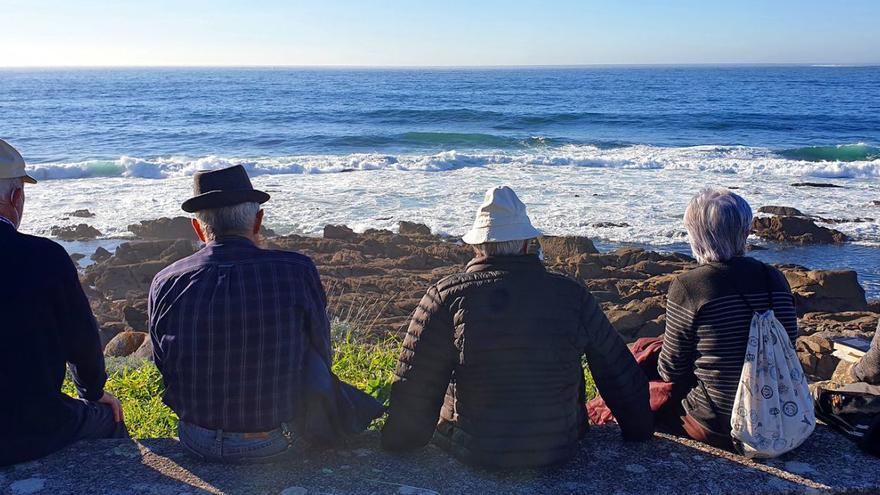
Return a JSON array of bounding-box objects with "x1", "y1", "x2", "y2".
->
[{"x1": 149, "y1": 165, "x2": 381, "y2": 463}]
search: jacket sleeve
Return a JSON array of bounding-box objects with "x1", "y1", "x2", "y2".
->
[
  {"x1": 580, "y1": 292, "x2": 653, "y2": 441},
  {"x1": 59, "y1": 252, "x2": 107, "y2": 402},
  {"x1": 657, "y1": 277, "x2": 698, "y2": 386},
  {"x1": 381, "y1": 286, "x2": 456, "y2": 451},
  {"x1": 852, "y1": 320, "x2": 880, "y2": 384}
]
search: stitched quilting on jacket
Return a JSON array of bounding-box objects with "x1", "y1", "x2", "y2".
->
[{"x1": 381, "y1": 254, "x2": 652, "y2": 468}]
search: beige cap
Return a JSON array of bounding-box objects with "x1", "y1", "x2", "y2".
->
[
  {"x1": 0, "y1": 139, "x2": 37, "y2": 184},
  {"x1": 461, "y1": 186, "x2": 541, "y2": 244}
]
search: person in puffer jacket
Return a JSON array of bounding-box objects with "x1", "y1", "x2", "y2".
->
[{"x1": 380, "y1": 186, "x2": 653, "y2": 468}]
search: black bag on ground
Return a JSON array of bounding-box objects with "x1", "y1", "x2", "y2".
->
[{"x1": 813, "y1": 383, "x2": 880, "y2": 457}]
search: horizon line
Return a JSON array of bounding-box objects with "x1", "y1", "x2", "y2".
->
[{"x1": 2, "y1": 62, "x2": 880, "y2": 70}]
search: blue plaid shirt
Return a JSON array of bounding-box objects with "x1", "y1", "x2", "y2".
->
[{"x1": 148, "y1": 236, "x2": 331, "y2": 432}]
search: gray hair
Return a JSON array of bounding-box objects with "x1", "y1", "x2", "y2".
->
[
  {"x1": 194, "y1": 202, "x2": 260, "y2": 241},
  {"x1": 473, "y1": 239, "x2": 530, "y2": 257},
  {"x1": 684, "y1": 187, "x2": 753, "y2": 264},
  {"x1": 0, "y1": 177, "x2": 23, "y2": 201}
]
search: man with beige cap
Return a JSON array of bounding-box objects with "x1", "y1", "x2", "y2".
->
[
  {"x1": 381, "y1": 186, "x2": 652, "y2": 468},
  {"x1": 0, "y1": 139, "x2": 127, "y2": 466}
]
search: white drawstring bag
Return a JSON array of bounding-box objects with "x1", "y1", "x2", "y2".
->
[{"x1": 730, "y1": 308, "x2": 815, "y2": 458}]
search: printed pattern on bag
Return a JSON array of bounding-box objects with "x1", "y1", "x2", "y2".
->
[{"x1": 731, "y1": 310, "x2": 815, "y2": 458}]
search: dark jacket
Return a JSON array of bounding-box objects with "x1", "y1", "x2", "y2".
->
[
  {"x1": 853, "y1": 320, "x2": 880, "y2": 385},
  {"x1": 0, "y1": 221, "x2": 107, "y2": 466},
  {"x1": 381, "y1": 255, "x2": 652, "y2": 468}
]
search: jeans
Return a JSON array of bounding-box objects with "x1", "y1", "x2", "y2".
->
[
  {"x1": 178, "y1": 421, "x2": 298, "y2": 463},
  {"x1": 70, "y1": 399, "x2": 130, "y2": 442}
]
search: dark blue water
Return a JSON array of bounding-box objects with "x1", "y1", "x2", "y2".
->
[{"x1": 2, "y1": 66, "x2": 879, "y2": 164}]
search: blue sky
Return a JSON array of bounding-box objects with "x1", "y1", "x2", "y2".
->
[{"x1": 3, "y1": 0, "x2": 879, "y2": 66}]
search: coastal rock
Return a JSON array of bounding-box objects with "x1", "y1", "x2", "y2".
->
[
  {"x1": 128, "y1": 217, "x2": 197, "y2": 241},
  {"x1": 751, "y1": 216, "x2": 848, "y2": 244},
  {"x1": 606, "y1": 309, "x2": 646, "y2": 339},
  {"x1": 398, "y1": 221, "x2": 432, "y2": 237},
  {"x1": 797, "y1": 333, "x2": 840, "y2": 380},
  {"x1": 50, "y1": 223, "x2": 102, "y2": 241},
  {"x1": 782, "y1": 268, "x2": 868, "y2": 315},
  {"x1": 91, "y1": 246, "x2": 112, "y2": 262},
  {"x1": 758, "y1": 206, "x2": 805, "y2": 217},
  {"x1": 797, "y1": 311, "x2": 879, "y2": 336},
  {"x1": 104, "y1": 331, "x2": 146, "y2": 357},
  {"x1": 790, "y1": 182, "x2": 843, "y2": 188},
  {"x1": 131, "y1": 338, "x2": 154, "y2": 361},
  {"x1": 123, "y1": 303, "x2": 149, "y2": 332},
  {"x1": 324, "y1": 224, "x2": 357, "y2": 241},
  {"x1": 540, "y1": 236, "x2": 599, "y2": 261},
  {"x1": 592, "y1": 222, "x2": 630, "y2": 228},
  {"x1": 69, "y1": 209, "x2": 96, "y2": 218},
  {"x1": 99, "y1": 322, "x2": 127, "y2": 348}
]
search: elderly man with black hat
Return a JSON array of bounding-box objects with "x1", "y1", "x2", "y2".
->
[
  {"x1": 380, "y1": 186, "x2": 652, "y2": 468},
  {"x1": 0, "y1": 139, "x2": 127, "y2": 467},
  {"x1": 148, "y1": 165, "x2": 382, "y2": 463}
]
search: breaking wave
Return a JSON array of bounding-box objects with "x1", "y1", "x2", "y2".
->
[
  {"x1": 778, "y1": 144, "x2": 880, "y2": 162},
  {"x1": 27, "y1": 144, "x2": 880, "y2": 181}
]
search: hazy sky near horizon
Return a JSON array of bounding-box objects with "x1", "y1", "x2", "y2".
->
[{"x1": 3, "y1": 0, "x2": 879, "y2": 67}]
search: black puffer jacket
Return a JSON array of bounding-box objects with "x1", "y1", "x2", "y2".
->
[{"x1": 381, "y1": 255, "x2": 652, "y2": 468}]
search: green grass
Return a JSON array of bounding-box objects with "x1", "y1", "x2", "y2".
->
[{"x1": 63, "y1": 324, "x2": 597, "y2": 439}]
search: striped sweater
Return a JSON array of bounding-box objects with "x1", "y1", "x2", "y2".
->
[{"x1": 658, "y1": 256, "x2": 798, "y2": 436}]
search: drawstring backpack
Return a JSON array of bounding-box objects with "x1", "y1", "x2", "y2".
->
[{"x1": 729, "y1": 264, "x2": 815, "y2": 458}]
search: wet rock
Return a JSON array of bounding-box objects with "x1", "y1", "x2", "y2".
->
[
  {"x1": 790, "y1": 182, "x2": 843, "y2": 188},
  {"x1": 70, "y1": 253, "x2": 86, "y2": 263},
  {"x1": 540, "y1": 236, "x2": 599, "y2": 260},
  {"x1": 50, "y1": 223, "x2": 102, "y2": 241},
  {"x1": 91, "y1": 246, "x2": 112, "y2": 262},
  {"x1": 323, "y1": 224, "x2": 357, "y2": 241},
  {"x1": 757, "y1": 206, "x2": 805, "y2": 217},
  {"x1": 398, "y1": 221, "x2": 431, "y2": 237},
  {"x1": 69, "y1": 209, "x2": 96, "y2": 218},
  {"x1": 782, "y1": 268, "x2": 868, "y2": 315},
  {"x1": 128, "y1": 217, "x2": 197, "y2": 240},
  {"x1": 592, "y1": 222, "x2": 630, "y2": 228},
  {"x1": 752, "y1": 216, "x2": 848, "y2": 244},
  {"x1": 104, "y1": 331, "x2": 147, "y2": 357}
]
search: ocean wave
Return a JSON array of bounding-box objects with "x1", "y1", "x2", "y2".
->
[
  {"x1": 26, "y1": 144, "x2": 880, "y2": 181},
  {"x1": 778, "y1": 143, "x2": 880, "y2": 162}
]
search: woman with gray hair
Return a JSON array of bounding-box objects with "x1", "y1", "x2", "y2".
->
[{"x1": 656, "y1": 187, "x2": 799, "y2": 450}]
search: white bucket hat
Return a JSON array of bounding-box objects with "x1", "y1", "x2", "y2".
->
[
  {"x1": 0, "y1": 139, "x2": 37, "y2": 184},
  {"x1": 461, "y1": 186, "x2": 542, "y2": 245}
]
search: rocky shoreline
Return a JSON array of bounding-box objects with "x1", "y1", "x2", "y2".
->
[{"x1": 76, "y1": 216, "x2": 878, "y2": 384}]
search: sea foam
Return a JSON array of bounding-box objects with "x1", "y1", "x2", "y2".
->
[{"x1": 26, "y1": 144, "x2": 880, "y2": 181}]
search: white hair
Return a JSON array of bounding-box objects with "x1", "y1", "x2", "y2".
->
[
  {"x1": 0, "y1": 177, "x2": 23, "y2": 201},
  {"x1": 473, "y1": 239, "x2": 530, "y2": 257},
  {"x1": 194, "y1": 202, "x2": 260, "y2": 241},
  {"x1": 684, "y1": 187, "x2": 753, "y2": 264}
]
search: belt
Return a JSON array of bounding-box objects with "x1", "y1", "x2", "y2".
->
[
  {"x1": 241, "y1": 423, "x2": 294, "y2": 443},
  {"x1": 187, "y1": 421, "x2": 295, "y2": 444}
]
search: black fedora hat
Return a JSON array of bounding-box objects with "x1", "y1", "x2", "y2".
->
[{"x1": 181, "y1": 165, "x2": 270, "y2": 213}]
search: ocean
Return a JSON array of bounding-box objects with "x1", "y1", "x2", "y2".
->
[{"x1": 2, "y1": 66, "x2": 879, "y2": 295}]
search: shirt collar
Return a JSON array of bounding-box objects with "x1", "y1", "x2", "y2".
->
[{"x1": 208, "y1": 235, "x2": 257, "y2": 247}]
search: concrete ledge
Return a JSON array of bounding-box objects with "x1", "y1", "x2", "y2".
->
[{"x1": 2, "y1": 425, "x2": 879, "y2": 495}]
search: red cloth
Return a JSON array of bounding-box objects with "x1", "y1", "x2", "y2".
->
[{"x1": 587, "y1": 337, "x2": 673, "y2": 425}]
